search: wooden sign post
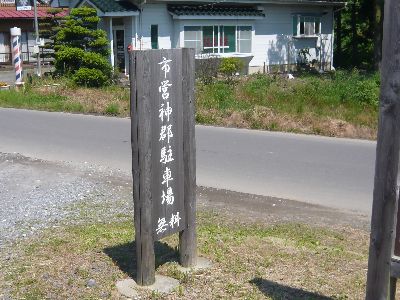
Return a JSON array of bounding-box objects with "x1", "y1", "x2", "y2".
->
[
  {"x1": 130, "y1": 48, "x2": 197, "y2": 286},
  {"x1": 365, "y1": 0, "x2": 400, "y2": 298}
]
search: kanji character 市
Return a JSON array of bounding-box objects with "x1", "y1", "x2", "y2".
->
[
  {"x1": 160, "y1": 145, "x2": 174, "y2": 164},
  {"x1": 161, "y1": 187, "x2": 174, "y2": 205},
  {"x1": 156, "y1": 217, "x2": 168, "y2": 234},
  {"x1": 162, "y1": 167, "x2": 173, "y2": 187},
  {"x1": 159, "y1": 124, "x2": 173, "y2": 143},
  {"x1": 169, "y1": 212, "x2": 181, "y2": 228},
  {"x1": 158, "y1": 57, "x2": 172, "y2": 78},
  {"x1": 159, "y1": 80, "x2": 172, "y2": 100},
  {"x1": 159, "y1": 102, "x2": 173, "y2": 122}
]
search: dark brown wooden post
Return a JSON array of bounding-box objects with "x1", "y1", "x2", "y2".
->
[
  {"x1": 179, "y1": 48, "x2": 197, "y2": 267},
  {"x1": 130, "y1": 51, "x2": 155, "y2": 286},
  {"x1": 390, "y1": 277, "x2": 397, "y2": 300},
  {"x1": 365, "y1": 0, "x2": 400, "y2": 298}
]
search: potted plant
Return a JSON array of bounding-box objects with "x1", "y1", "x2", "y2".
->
[{"x1": 0, "y1": 82, "x2": 10, "y2": 90}]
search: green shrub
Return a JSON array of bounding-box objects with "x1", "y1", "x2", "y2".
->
[
  {"x1": 54, "y1": 47, "x2": 84, "y2": 75},
  {"x1": 349, "y1": 80, "x2": 379, "y2": 106},
  {"x1": 72, "y1": 68, "x2": 108, "y2": 87},
  {"x1": 81, "y1": 52, "x2": 112, "y2": 77},
  {"x1": 54, "y1": 7, "x2": 111, "y2": 87},
  {"x1": 219, "y1": 57, "x2": 244, "y2": 77}
]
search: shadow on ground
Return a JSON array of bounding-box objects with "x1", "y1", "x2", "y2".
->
[
  {"x1": 103, "y1": 241, "x2": 178, "y2": 280},
  {"x1": 250, "y1": 278, "x2": 333, "y2": 300}
]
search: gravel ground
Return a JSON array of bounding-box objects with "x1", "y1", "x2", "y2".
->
[
  {"x1": 0, "y1": 151, "x2": 369, "y2": 251},
  {"x1": 0, "y1": 152, "x2": 133, "y2": 249},
  {"x1": 0, "y1": 151, "x2": 371, "y2": 299}
]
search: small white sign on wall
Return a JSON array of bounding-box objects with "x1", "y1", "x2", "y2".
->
[{"x1": 16, "y1": 0, "x2": 32, "y2": 11}]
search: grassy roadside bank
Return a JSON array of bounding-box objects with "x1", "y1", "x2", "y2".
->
[
  {"x1": 0, "y1": 70, "x2": 379, "y2": 139},
  {"x1": 0, "y1": 209, "x2": 371, "y2": 299}
]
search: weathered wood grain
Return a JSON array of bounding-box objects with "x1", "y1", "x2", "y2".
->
[
  {"x1": 179, "y1": 48, "x2": 197, "y2": 267},
  {"x1": 365, "y1": 0, "x2": 400, "y2": 298},
  {"x1": 131, "y1": 48, "x2": 197, "y2": 283},
  {"x1": 131, "y1": 50, "x2": 156, "y2": 286},
  {"x1": 152, "y1": 49, "x2": 185, "y2": 240}
]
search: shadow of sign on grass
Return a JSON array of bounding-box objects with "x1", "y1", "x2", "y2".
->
[
  {"x1": 103, "y1": 241, "x2": 178, "y2": 280},
  {"x1": 250, "y1": 278, "x2": 333, "y2": 300}
]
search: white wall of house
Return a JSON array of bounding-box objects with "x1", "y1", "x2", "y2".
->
[
  {"x1": 252, "y1": 4, "x2": 334, "y2": 69},
  {"x1": 172, "y1": 4, "x2": 334, "y2": 69},
  {"x1": 60, "y1": 0, "x2": 336, "y2": 71},
  {"x1": 0, "y1": 33, "x2": 10, "y2": 63},
  {"x1": 139, "y1": 3, "x2": 174, "y2": 50}
]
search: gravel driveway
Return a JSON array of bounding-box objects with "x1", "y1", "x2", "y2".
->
[
  {"x1": 0, "y1": 153, "x2": 133, "y2": 249},
  {"x1": 0, "y1": 151, "x2": 369, "y2": 252}
]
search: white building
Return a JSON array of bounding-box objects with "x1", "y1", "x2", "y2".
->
[{"x1": 52, "y1": 0, "x2": 345, "y2": 73}]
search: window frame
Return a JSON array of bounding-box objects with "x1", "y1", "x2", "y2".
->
[
  {"x1": 292, "y1": 14, "x2": 321, "y2": 38},
  {"x1": 183, "y1": 25, "x2": 252, "y2": 55}
]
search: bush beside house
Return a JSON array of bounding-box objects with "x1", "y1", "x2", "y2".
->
[{"x1": 54, "y1": 7, "x2": 111, "y2": 87}]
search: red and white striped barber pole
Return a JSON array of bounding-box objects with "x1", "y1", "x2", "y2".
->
[{"x1": 10, "y1": 27, "x2": 22, "y2": 83}]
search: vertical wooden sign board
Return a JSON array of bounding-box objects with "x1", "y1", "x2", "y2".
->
[
  {"x1": 365, "y1": 0, "x2": 400, "y2": 298},
  {"x1": 130, "y1": 48, "x2": 197, "y2": 286},
  {"x1": 389, "y1": 208, "x2": 400, "y2": 300}
]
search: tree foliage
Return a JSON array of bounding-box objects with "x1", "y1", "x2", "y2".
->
[
  {"x1": 54, "y1": 7, "x2": 111, "y2": 87},
  {"x1": 39, "y1": 8, "x2": 65, "y2": 59},
  {"x1": 334, "y1": 0, "x2": 383, "y2": 70}
]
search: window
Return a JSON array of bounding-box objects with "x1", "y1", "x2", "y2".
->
[
  {"x1": 202, "y1": 26, "x2": 235, "y2": 54},
  {"x1": 292, "y1": 15, "x2": 321, "y2": 37},
  {"x1": 183, "y1": 25, "x2": 252, "y2": 54},
  {"x1": 151, "y1": 25, "x2": 158, "y2": 49},
  {"x1": 183, "y1": 26, "x2": 202, "y2": 53},
  {"x1": 237, "y1": 26, "x2": 252, "y2": 53}
]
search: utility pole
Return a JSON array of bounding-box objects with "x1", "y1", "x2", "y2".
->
[{"x1": 33, "y1": 0, "x2": 41, "y2": 76}]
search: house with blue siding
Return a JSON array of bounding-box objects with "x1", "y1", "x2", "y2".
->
[{"x1": 51, "y1": 0, "x2": 345, "y2": 74}]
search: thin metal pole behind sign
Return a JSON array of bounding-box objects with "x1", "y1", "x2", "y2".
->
[
  {"x1": 33, "y1": 0, "x2": 41, "y2": 76},
  {"x1": 365, "y1": 0, "x2": 400, "y2": 298}
]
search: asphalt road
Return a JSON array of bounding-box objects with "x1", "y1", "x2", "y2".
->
[{"x1": 0, "y1": 108, "x2": 376, "y2": 214}]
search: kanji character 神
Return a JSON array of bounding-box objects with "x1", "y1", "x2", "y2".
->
[{"x1": 159, "y1": 102, "x2": 173, "y2": 122}]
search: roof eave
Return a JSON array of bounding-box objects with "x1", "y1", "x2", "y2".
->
[
  {"x1": 162, "y1": 0, "x2": 345, "y2": 6},
  {"x1": 169, "y1": 13, "x2": 265, "y2": 19},
  {"x1": 103, "y1": 11, "x2": 139, "y2": 16}
]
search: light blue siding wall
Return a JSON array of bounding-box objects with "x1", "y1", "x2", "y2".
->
[
  {"x1": 62, "y1": 0, "x2": 335, "y2": 69},
  {"x1": 139, "y1": 4, "x2": 174, "y2": 49},
  {"x1": 252, "y1": 4, "x2": 334, "y2": 68}
]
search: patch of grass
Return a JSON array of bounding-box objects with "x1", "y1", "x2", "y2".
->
[
  {"x1": 104, "y1": 102, "x2": 120, "y2": 115},
  {"x1": 0, "y1": 71, "x2": 378, "y2": 139},
  {"x1": 0, "y1": 210, "x2": 374, "y2": 299},
  {"x1": 0, "y1": 89, "x2": 66, "y2": 111},
  {"x1": 196, "y1": 70, "x2": 379, "y2": 139}
]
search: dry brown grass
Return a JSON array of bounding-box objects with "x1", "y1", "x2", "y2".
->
[
  {"x1": 0, "y1": 210, "x2": 384, "y2": 300},
  {"x1": 197, "y1": 106, "x2": 377, "y2": 140},
  {"x1": 32, "y1": 83, "x2": 130, "y2": 117}
]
